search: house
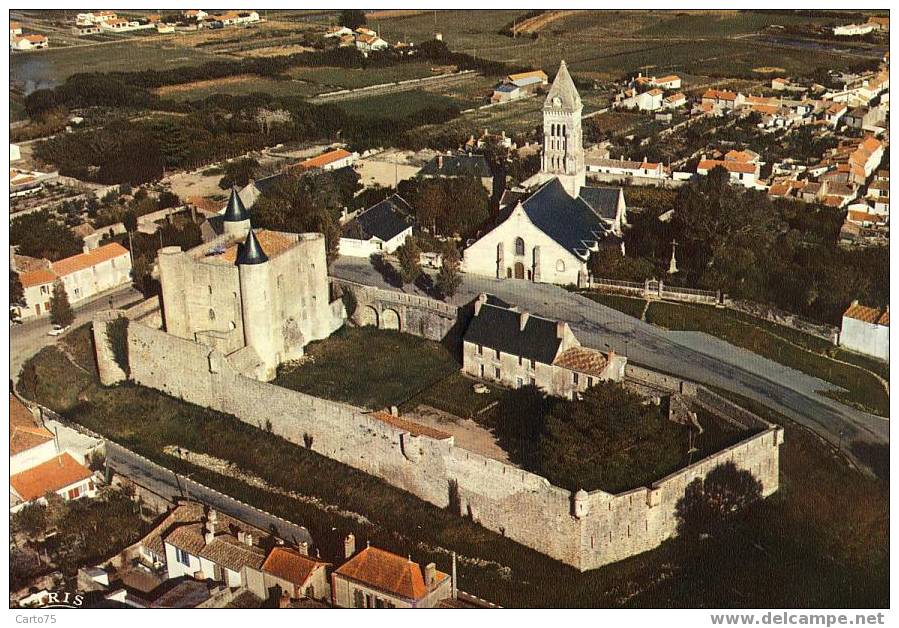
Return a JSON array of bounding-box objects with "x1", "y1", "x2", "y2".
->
[
  {"x1": 663, "y1": 93, "x2": 686, "y2": 109},
  {"x1": 10, "y1": 452, "x2": 96, "y2": 510},
  {"x1": 332, "y1": 540, "x2": 453, "y2": 608},
  {"x1": 182, "y1": 9, "x2": 208, "y2": 20},
  {"x1": 844, "y1": 106, "x2": 885, "y2": 130},
  {"x1": 419, "y1": 153, "x2": 494, "y2": 191},
  {"x1": 866, "y1": 16, "x2": 889, "y2": 31},
  {"x1": 10, "y1": 395, "x2": 58, "y2": 476},
  {"x1": 294, "y1": 148, "x2": 357, "y2": 172},
  {"x1": 463, "y1": 294, "x2": 626, "y2": 398},
  {"x1": 771, "y1": 77, "x2": 790, "y2": 91},
  {"x1": 15, "y1": 243, "x2": 133, "y2": 319},
  {"x1": 162, "y1": 506, "x2": 268, "y2": 594},
  {"x1": 72, "y1": 24, "x2": 101, "y2": 35},
  {"x1": 840, "y1": 301, "x2": 889, "y2": 362},
  {"x1": 10, "y1": 34, "x2": 49, "y2": 51},
  {"x1": 339, "y1": 194, "x2": 415, "y2": 257},
  {"x1": 833, "y1": 23, "x2": 874, "y2": 36},
  {"x1": 696, "y1": 158, "x2": 762, "y2": 189},
  {"x1": 76, "y1": 11, "x2": 117, "y2": 24},
  {"x1": 10, "y1": 21, "x2": 23, "y2": 36},
  {"x1": 324, "y1": 25, "x2": 353, "y2": 38},
  {"x1": 463, "y1": 62, "x2": 628, "y2": 287},
  {"x1": 618, "y1": 88, "x2": 663, "y2": 111},
  {"x1": 850, "y1": 136, "x2": 884, "y2": 179},
  {"x1": 702, "y1": 89, "x2": 744, "y2": 110},
  {"x1": 10, "y1": 143, "x2": 21, "y2": 162},
  {"x1": 261, "y1": 547, "x2": 330, "y2": 604},
  {"x1": 826, "y1": 102, "x2": 848, "y2": 127},
  {"x1": 585, "y1": 157, "x2": 667, "y2": 180},
  {"x1": 651, "y1": 74, "x2": 682, "y2": 90},
  {"x1": 355, "y1": 33, "x2": 388, "y2": 54}
]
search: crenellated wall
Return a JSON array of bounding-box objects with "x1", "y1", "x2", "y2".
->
[{"x1": 94, "y1": 305, "x2": 783, "y2": 571}]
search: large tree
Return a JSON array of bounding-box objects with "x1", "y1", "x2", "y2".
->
[
  {"x1": 49, "y1": 282, "x2": 75, "y2": 328},
  {"x1": 10, "y1": 211, "x2": 84, "y2": 261},
  {"x1": 396, "y1": 236, "x2": 423, "y2": 285},
  {"x1": 435, "y1": 242, "x2": 462, "y2": 298},
  {"x1": 10, "y1": 272, "x2": 25, "y2": 309},
  {"x1": 339, "y1": 9, "x2": 367, "y2": 29}
]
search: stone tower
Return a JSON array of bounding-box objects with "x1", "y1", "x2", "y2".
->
[
  {"x1": 223, "y1": 187, "x2": 251, "y2": 239},
  {"x1": 540, "y1": 60, "x2": 585, "y2": 197},
  {"x1": 237, "y1": 229, "x2": 278, "y2": 380}
]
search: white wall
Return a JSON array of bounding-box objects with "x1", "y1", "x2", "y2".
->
[
  {"x1": 840, "y1": 317, "x2": 889, "y2": 362},
  {"x1": 10, "y1": 439, "x2": 58, "y2": 476}
]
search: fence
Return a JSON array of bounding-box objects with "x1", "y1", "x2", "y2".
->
[{"x1": 588, "y1": 276, "x2": 722, "y2": 305}]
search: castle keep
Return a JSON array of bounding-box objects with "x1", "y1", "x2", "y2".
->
[{"x1": 156, "y1": 190, "x2": 344, "y2": 381}]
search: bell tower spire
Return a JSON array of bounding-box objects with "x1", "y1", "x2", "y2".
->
[{"x1": 540, "y1": 60, "x2": 585, "y2": 197}]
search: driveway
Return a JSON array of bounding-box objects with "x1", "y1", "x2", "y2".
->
[
  {"x1": 331, "y1": 257, "x2": 889, "y2": 454},
  {"x1": 10, "y1": 284, "x2": 143, "y2": 383}
]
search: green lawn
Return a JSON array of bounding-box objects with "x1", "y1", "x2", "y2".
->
[
  {"x1": 273, "y1": 326, "x2": 459, "y2": 409},
  {"x1": 289, "y1": 63, "x2": 439, "y2": 89},
  {"x1": 580, "y1": 291, "x2": 648, "y2": 319},
  {"x1": 16, "y1": 321, "x2": 887, "y2": 607},
  {"x1": 645, "y1": 301, "x2": 889, "y2": 417},
  {"x1": 402, "y1": 371, "x2": 501, "y2": 419},
  {"x1": 334, "y1": 90, "x2": 462, "y2": 119}
]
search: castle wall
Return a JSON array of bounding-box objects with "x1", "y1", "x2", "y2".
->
[{"x1": 114, "y1": 317, "x2": 783, "y2": 571}]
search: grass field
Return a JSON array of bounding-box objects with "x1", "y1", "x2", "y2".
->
[
  {"x1": 16, "y1": 321, "x2": 888, "y2": 607},
  {"x1": 154, "y1": 74, "x2": 325, "y2": 101},
  {"x1": 288, "y1": 62, "x2": 441, "y2": 90},
  {"x1": 334, "y1": 90, "x2": 463, "y2": 119}
]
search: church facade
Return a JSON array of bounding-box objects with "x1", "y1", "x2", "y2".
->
[{"x1": 462, "y1": 61, "x2": 627, "y2": 287}]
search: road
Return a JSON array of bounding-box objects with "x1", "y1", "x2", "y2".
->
[
  {"x1": 10, "y1": 284, "x2": 143, "y2": 383},
  {"x1": 331, "y1": 257, "x2": 889, "y2": 454},
  {"x1": 106, "y1": 442, "x2": 314, "y2": 548}
]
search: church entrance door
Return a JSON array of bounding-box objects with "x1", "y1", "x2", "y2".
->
[{"x1": 513, "y1": 262, "x2": 525, "y2": 279}]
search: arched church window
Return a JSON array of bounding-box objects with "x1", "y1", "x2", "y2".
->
[
  {"x1": 556, "y1": 259, "x2": 566, "y2": 273},
  {"x1": 208, "y1": 308, "x2": 216, "y2": 321},
  {"x1": 515, "y1": 237, "x2": 525, "y2": 256}
]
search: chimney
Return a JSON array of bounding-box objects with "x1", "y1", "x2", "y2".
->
[
  {"x1": 299, "y1": 541, "x2": 309, "y2": 556},
  {"x1": 390, "y1": 405, "x2": 399, "y2": 417},
  {"x1": 204, "y1": 530, "x2": 214, "y2": 545},
  {"x1": 438, "y1": 154, "x2": 444, "y2": 169},
  {"x1": 474, "y1": 293, "x2": 487, "y2": 316},
  {"x1": 424, "y1": 562, "x2": 437, "y2": 589},
  {"x1": 519, "y1": 311, "x2": 529, "y2": 331},
  {"x1": 607, "y1": 349, "x2": 616, "y2": 361},
  {"x1": 279, "y1": 590, "x2": 291, "y2": 608},
  {"x1": 206, "y1": 509, "x2": 217, "y2": 534},
  {"x1": 556, "y1": 321, "x2": 566, "y2": 339},
  {"x1": 344, "y1": 534, "x2": 356, "y2": 559},
  {"x1": 237, "y1": 530, "x2": 245, "y2": 543},
  {"x1": 245, "y1": 533, "x2": 253, "y2": 547}
]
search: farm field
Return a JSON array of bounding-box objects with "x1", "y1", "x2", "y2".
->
[
  {"x1": 287, "y1": 62, "x2": 443, "y2": 90},
  {"x1": 154, "y1": 74, "x2": 325, "y2": 101},
  {"x1": 334, "y1": 90, "x2": 464, "y2": 119}
]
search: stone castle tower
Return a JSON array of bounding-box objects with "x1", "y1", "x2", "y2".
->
[{"x1": 540, "y1": 60, "x2": 585, "y2": 197}]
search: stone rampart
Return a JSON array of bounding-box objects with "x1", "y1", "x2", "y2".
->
[{"x1": 96, "y1": 308, "x2": 784, "y2": 571}]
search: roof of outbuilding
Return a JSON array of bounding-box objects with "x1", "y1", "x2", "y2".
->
[
  {"x1": 343, "y1": 194, "x2": 414, "y2": 242},
  {"x1": 464, "y1": 302, "x2": 565, "y2": 364},
  {"x1": 553, "y1": 346, "x2": 610, "y2": 377},
  {"x1": 198, "y1": 536, "x2": 267, "y2": 572}
]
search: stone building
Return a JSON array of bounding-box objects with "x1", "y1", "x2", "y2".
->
[
  {"x1": 462, "y1": 61, "x2": 628, "y2": 286},
  {"x1": 462, "y1": 294, "x2": 626, "y2": 398},
  {"x1": 157, "y1": 189, "x2": 345, "y2": 381}
]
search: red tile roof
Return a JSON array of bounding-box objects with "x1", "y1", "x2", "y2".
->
[
  {"x1": 843, "y1": 303, "x2": 889, "y2": 326},
  {"x1": 370, "y1": 411, "x2": 451, "y2": 440},
  {"x1": 20, "y1": 268, "x2": 58, "y2": 289},
  {"x1": 335, "y1": 546, "x2": 446, "y2": 601},
  {"x1": 553, "y1": 347, "x2": 609, "y2": 377},
  {"x1": 51, "y1": 243, "x2": 129, "y2": 278},
  {"x1": 262, "y1": 547, "x2": 328, "y2": 587},
  {"x1": 297, "y1": 149, "x2": 353, "y2": 170},
  {"x1": 10, "y1": 395, "x2": 54, "y2": 456},
  {"x1": 10, "y1": 453, "x2": 92, "y2": 502},
  {"x1": 698, "y1": 159, "x2": 757, "y2": 175}
]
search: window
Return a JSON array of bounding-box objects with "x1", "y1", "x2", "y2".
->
[
  {"x1": 530, "y1": 359, "x2": 535, "y2": 370},
  {"x1": 556, "y1": 259, "x2": 566, "y2": 273},
  {"x1": 529, "y1": 376, "x2": 535, "y2": 386},
  {"x1": 477, "y1": 344, "x2": 483, "y2": 355},
  {"x1": 67, "y1": 486, "x2": 80, "y2": 500},
  {"x1": 515, "y1": 237, "x2": 525, "y2": 256},
  {"x1": 573, "y1": 372, "x2": 579, "y2": 385},
  {"x1": 208, "y1": 308, "x2": 216, "y2": 320},
  {"x1": 495, "y1": 348, "x2": 500, "y2": 360},
  {"x1": 175, "y1": 547, "x2": 190, "y2": 567},
  {"x1": 494, "y1": 366, "x2": 501, "y2": 379},
  {"x1": 208, "y1": 285, "x2": 213, "y2": 295},
  {"x1": 365, "y1": 594, "x2": 373, "y2": 608},
  {"x1": 587, "y1": 376, "x2": 594, "y2": 388},
  {"x1": 516, "y1": 377, "x2": 523, "y2": 389},
  {"x1": 479, "y1": 364, "x2": 485, "y2": 378},
  {"x1": 353, "y1": 589, "x2": 364, "y2": 608}
]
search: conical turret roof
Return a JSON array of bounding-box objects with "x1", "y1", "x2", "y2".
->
[
  {"x1": 223, "y1": 187, "x2": 250, "y2": 222},
  {"x1": 544, "y1": 60, "x2": 582, "y2": 111},
  {"x1": 236, "y1": 229, "x2": 269, "y2": 265}
]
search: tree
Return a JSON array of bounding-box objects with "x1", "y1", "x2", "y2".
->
[
  {"x1": 435, "y1": 242, "x2": 462, "y2": 298},
  {"x1": 218, "y1": 157, "x2": 259, "y2": 190},
  {"x1": 12, "y1": 502, "x2": 48, "y2": 538},
  {"x1": 396, "y1": 236, "x2": 423, "y2": 284},
  {"x1": 675, "y1": 461, "x2": 763, "y2": 539},
  {"x1": 49, "y1": 281, "x2": 75, "y2": 328},
  {"x1": 10, "y1": 210, "x2": 84, "y2": 261},
  {"x1": 122, "y1": 209, "x2": 138, "y2": 235},
  {"x1": 340, "y1": 9, "x2": 366, "y2": 29},
  {"x1": 10, "y1": 271, "x2": 25, "y2": 308}
]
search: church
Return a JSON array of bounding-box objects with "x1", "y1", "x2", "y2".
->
[{"x1": 462, "y1": 61, "x2": 627, "y2": 287}]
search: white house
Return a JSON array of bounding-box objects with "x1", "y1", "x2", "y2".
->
[
  {"x1": 76, "y1": 11, "x2": 117, "y2": 25},
  {"x1": 295, "y1": 148, "x2": 358, "y2": 172},
  {"x1": 15, "y1": 242, "x2": 133, "y2": 319},
  {"x1": 355, "y1": 33, "x2": 388, "y2": 54},
  {"x1": 339, "y1": 194, "x2": 415, "y2": 257},
  {"x1": 10, "y1": 34, "x2": 48, "y2": 51},
  {"x1": 696, "y1": 158, "x2": 762, "y2": 189},
  {"x1": 10, "y1": 21, "x2": 23, "y2": 36},
  {"x1": 833, "y1": 23, "x2": 874, "y2": 36},
  {"x1": 840, "y1": 301, "x2": 889, "y2": 362}
]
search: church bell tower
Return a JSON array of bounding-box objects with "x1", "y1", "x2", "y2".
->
[{"x1": 540, "y1": 60, "x2": 585, "y2": 197}]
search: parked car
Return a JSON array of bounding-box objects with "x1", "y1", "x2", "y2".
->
[{"x1": 47, "y1": 324, "x2": 70, "y2": 336}]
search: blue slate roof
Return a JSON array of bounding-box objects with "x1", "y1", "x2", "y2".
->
[
  {"x1": 343, "y1": 194, "x2": 414, "y2": 242},
  {"x1": 419, "y1": 154, "x2": 492, "y2": 178},
  {"x1": 236, "y1": 230, "x2": 269, "y2": 265},
  {"x1": 495, "y1": 84, "x2": 519, "y2": 93},
  {"x1": 517, "y1": 178, "x2": 612, "y2": 259},
  {"x1": 464, "y1": 302, "x2": 563, "y2": 364},
  {"x1": 223, "y1": 187, "x2": 249, "y2": 222},
  {"x1": 578, "y1": 186, "x2": 622, "y2": 221}
]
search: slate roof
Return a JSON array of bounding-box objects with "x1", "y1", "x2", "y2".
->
[
  {"x1": 343, "y1": 194, "x2": 414, "y2": 242},
  {"x1": 223, "y1": 188, "x2": 250, "y2": 222},
  {"x1": 419, "y1": 154, "x2": 492, "y2": 178},
  {"x1": 236, "y1": 230, "x2": 270, "y2": 265},
  {"x1": 578, "y1": 186, "x2": 622, "y2": 221},
  {"x1": 494, "y1": 84, "x2": 520, "y2": 94},
  {"x1": 516, "y1": 178, "x2": 613, "y2": 259},
  {"x1": 464, "y1": 302, "x2": 564, "y2": 364}
]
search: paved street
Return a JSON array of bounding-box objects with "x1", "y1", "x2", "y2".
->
[
  {"x1": 10, "y1": 284, "x2": 143, "y2": 383},
  {"x1": 106, "y1": 442, "x2": 314, "y2": 548},
  {"x1": 331, "y1": 257, "x2": 889, "y2": 454}
]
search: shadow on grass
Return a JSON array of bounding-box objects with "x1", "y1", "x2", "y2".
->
[{"x1": 850, "y1": 441, "x2": 889, "y2": 483}]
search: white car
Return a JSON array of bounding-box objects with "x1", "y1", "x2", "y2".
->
[{"x1": 47, "y1": 324, "x2": 70, "y2": 336}]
